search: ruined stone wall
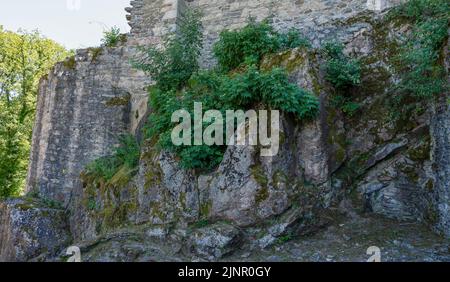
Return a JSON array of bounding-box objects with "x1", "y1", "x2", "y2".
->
[
  {"x1": 25, "y1": 0, "x2": 180, "y2": 204},
  {"x1": 7, "y1": 0, "x2": 450, "y2": 261},
  {"x1": 126, "y1": 0, "x2": 182, "y2": 46},
  {"x1": 26, "y1": 47, "x2": 138, "y2": 205},
  {"x1": 26, "y1": 0, "x2": 409, "y2": 205},
  {"x1": 187, "y1": 0, "x2": 404, "y2": 67}
]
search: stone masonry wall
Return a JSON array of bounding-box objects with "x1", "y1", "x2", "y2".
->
[
  {"x1": 126, "y1": 0, "x2": 182, "y2": 46},
  {"x1": 26, "y1": 0, "x2": 407, "y2": 206},
  {"x1": 186, "y1": 0, "x2": 404, "y2": 67},
  {"x1": 25, "y1": 0, "x2": 182, "y2": 204},
  {"x1": 26, "y1": 48, "x2": 134, "y2": 205},
  {"x1": 10, "y1": 0, "x2": 450, "y2": 261}
]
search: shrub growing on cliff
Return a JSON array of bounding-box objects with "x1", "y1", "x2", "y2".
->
[
  {"x1": 390, "y1": 0, "x2": 449, "y2": 100},
  {"x1": 213, "y1": 19, "x2": 311, "y2": 72},
  {"x1": 136, "y1": 11, "x2": 318, "y2": 171},
  {"x1": 277, "y1": 28, "x2": 312, "y2": 50},
  {"x1": 133, "y1": 9, "x2": 203, "y2": 91},
  {"x1": 143, "y1": 63, "x2": 319, "y2": 171},
  {"x1": 213, "y1": 19, "x2": 280, "y2": 72},
  {"x1": 321, "y1": 41, "x2": 362, "y2": 117},
  {"x1": 85, "y1": 156, "x2": 121, "y2": 181},
  {"x1": 389, "y1": 0, "x2": 449, "y2": 22},
  {"x1": 220, "y1": 65, "x2": 319, "y2": 120},
  {"x1": 115, "y1": 134, "x2": 141, "y2": 169},
  {"x1": 322, "y1": 41, "x2": 361, "y2": 90}
]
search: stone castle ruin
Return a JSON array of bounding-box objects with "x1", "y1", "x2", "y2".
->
[
  {"x1": 26, "y1": 0, "x2": 404, "y2": 205},
  {"x1": 1, "y1": 0, "x2": 449, "y2": 261}
]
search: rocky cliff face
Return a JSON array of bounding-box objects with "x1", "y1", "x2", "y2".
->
[
  {"x1": 0, "y1": 0, "x2": 449, "y2": 262},
  {"x1": 0, "y1": 198, "x2": 71, "y2": 262},
  {"x1": 430, "y1": 36, "x2": 450, "y2": 237}
]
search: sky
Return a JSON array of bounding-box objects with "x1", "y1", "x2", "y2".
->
[{"x1": 0, "y1": 0, "x2": 131, "y2": 49}]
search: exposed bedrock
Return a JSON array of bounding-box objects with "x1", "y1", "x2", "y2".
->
[{"x1": 1, "y1": 0, "x2": 448, "y2": 261}]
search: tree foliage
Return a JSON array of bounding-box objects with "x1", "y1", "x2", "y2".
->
[{"x1": 0, "y1": 27, "x2": 70, "y2": 198}]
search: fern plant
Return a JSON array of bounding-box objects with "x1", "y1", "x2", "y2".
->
[
  {"x1": 213, "y1": 18, "x2": 311, "y2": 72},
  {"x1": 101, "y1": 26, "x2": 123, "y2": 47},
  {"x1": 322, "y1": 41, "x2": 361, "y2": 90},
  {"x1": 135, "y1": 12, "x2": 318, "y2": 171}
]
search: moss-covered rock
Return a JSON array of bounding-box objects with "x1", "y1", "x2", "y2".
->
[
  {"x1": 105, "y1": 93, "x2": 131, "y2": 107},
  {"x1": 0, "y1": 198, "x2": 72, "y2": 262}
]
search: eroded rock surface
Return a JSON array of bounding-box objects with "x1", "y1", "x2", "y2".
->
[
  {"x1": 0, "y1": 198, "x2": 71, "y2": 262},
  {"x1": 1, "y1": 1, "x2": 449, "y2": 262}
]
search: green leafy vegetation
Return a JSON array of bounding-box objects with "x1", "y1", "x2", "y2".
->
[
  {"x1": 0, "y1": 27, "x2": 71, "y2": 198},
  {"x1": 278, "y1": 28, "x2": 312, "y2": 50},
  {"x1": 135, "y1": 13, "x2": 319, "y2": 171},
  {"x1": 133, "y1": 9, "x2": 203, "y2": 92},
  {"x1": 322, "y1": 41, "x2": 361, "y2": 90},
  {"x1": 322, "y1": 41, "x2": 362, "y2": 117},
  {"x1": 85, "y1": 134, "x2": 140, "y2": 181},
  {"x1": 193, "y1": 219, "x2": 210, "y2": 229},
  {"x1": 389, "y1": 0, "x2": 449, "y2": 22},
  {"x1": 213, "y1": 18, "x2": 311, "y2": 72},
  {"x1": 23, "y1": 189, "x2": 64, "y2": 209},
  {"x1": 389, "y1": 0, "x2": 449, "y2": 101},
  {"x1": 276, "y1": 234, "x2": 293, "y2": 244},
  {"x1": 101, "y1": 26, "x2": 124, "y2": 47}
]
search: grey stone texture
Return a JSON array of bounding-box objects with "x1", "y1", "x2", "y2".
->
[
  {"x1": 0, "y1": 198, "x2": 71, "y2": 262},
  {"x1": 187, "y1": 0, "x2": 405, "y2": 67},
  {"x1": 0, "y1": 0, "x2": 448, "y2": 261},
  {"x1": 25, "y1": 46, "x2": 149, "y2": 207},
  {"x1": 430, "y1": 35, "x2": 450, "y2": 237}
]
